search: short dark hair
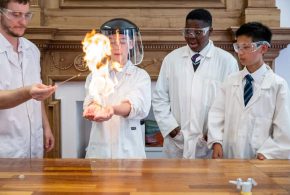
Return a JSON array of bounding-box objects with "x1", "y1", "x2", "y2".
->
[
  {"x1": 235, "y1": 22, "x2": 272, "y2": 44},
  {"x1": 0, "y1": 0, "x2": 30, "y2": 9},
  {"x1": 186, "y1": 9, "x2": 212, "y2": 27}
]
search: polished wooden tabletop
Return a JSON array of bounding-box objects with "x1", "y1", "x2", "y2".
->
[{"x1": 0, "y1": 159, "x2": 289, "y2": 195}]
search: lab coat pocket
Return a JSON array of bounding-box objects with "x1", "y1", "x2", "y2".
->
[
  {"x1": 251, "y1": 117, "x2": 272, "y2": 151},
  {"x1": 124, "y1": 120, "x2": 143, "y2": 149},
  {"x1": 163, "y1": 135, "x2": 183, "y2": 158},
  {"x1": 195, "y1": 137, "x2": 212, "y2": 159},
  {"x1": 0, "y1": 79, "x2": 10, "y2": 89}
]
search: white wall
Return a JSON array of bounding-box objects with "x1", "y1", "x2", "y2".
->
[{"x1": 275, "y1": 0, "x2": 290, "y2": 88}]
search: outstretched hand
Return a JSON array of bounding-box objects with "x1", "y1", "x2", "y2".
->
[
  {"x1": 83, "y1": 103, "x2": 114, "y2": 122},
  {"x1": 30, "y1": 84, "x2": 56, "y2": 101}
]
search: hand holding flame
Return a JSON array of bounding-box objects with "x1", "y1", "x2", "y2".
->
[
  {"x1": 82, "y1": 30, "x2": 115, "y2": 110},
  {"x1": 83, "y1": 102, "x2": 114, "y2": 122},
  {"x1": 30, "y1": 83, "x2": 56, "y2": 101},
  {"x1": 82, "y1": 30, "x2": 123, "y2": 121}
]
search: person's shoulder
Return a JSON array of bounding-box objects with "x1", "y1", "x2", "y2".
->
[
  {"x1": 224, "y1": 71, "x2": 242, "y2": 84},
  {"x1": 20, "y1": 37, "x2": 36, "y2": 47},
  {"x1": 165, "y1": 46, "x2": 187, "y2": 58},
  {"x1": 20, "y1": 37, "x2": 39, "y2": 52},
  {"x1": 270, "y1": 71, "x2": 289, "y2": 87},
  {"x1": 130, "y1": 65, "x2": 150, "y2": 79}
]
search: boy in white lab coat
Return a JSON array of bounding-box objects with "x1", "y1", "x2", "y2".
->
[
  {"x1": 152, "y1": 9, "x2": 238, "y2": 159},
  {"x1": 207, "y1": 22, "x2": 290, "y2": 159}
]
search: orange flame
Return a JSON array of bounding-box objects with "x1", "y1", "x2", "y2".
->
[
  {"x1": 82, "y1": 30, "x2": 111, "y2": 70},
  {"x1": 82, "y1": 30, "x2": 123, "y2": 108}
]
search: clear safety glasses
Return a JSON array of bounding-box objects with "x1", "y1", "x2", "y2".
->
[
  {"x1": 233, "y1": 41, "x2": 270, "y2": 53},
  {"x1": 182, "y1": 27, "x2": 210, "y2": 38},
  {"x1": 0, "y1": 8, "x2": 33, "y2": 21}
]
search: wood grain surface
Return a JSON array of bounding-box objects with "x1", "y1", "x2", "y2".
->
[{"x1": 0, "y1": 159, "x2": 289, "y2": 194}]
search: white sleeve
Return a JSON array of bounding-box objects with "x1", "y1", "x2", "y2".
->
[
  {"x1": 126, "y1": 70, "x2": 151, "y2": 120},
  {"x1": 152, "y1": 58, "x2": 179, "y2": 137},
  {"x1": 207, "y1": 80, "x2": 227, "y2": 149},
  {"x1": 257, "y1": 80, "x2": 290, "y2": 159}
]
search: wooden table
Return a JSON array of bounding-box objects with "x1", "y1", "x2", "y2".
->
[{"x1": 0, "y1": 159, "x2": 289, "y2": 195}]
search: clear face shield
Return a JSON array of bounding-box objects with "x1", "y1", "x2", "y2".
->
[{"x1": 100, "y1": 18, "x2": 144, "y2": 66}]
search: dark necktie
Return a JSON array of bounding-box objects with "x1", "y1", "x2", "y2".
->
[
  {"x1": 244, "y1": 74, "x2": 254, "y2": 106},
  {"x1": 191, "y1": 54, "x2": 200, "y2": 72}
]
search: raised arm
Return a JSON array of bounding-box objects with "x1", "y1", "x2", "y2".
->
[{"x1": 0, "y1": 84, "x2": 56, "y2": 109}]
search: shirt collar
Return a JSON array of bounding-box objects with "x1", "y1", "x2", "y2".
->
[
  {"x1": 242, "y1": 63, "x2": 268, "y2": 82},
  {"x1": 234, "y1": 64, "x2": 272, "y2": 88},
  {"x1": 0, "y1": 33, "x2": 30, "y2": 53}
]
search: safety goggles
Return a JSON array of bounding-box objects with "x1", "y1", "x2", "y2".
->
[
  {"x1": 0, "y1": 8, "x2": 33, "y2": 21},
  {"x1": 233, "y1": 41, "x2": 270, "y2": 53},
  {"x1": 182, "y1": 27, "x2": 210, "y2": 38}
]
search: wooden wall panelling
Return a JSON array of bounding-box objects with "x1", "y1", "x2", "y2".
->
[
  {"x1": 244, "y1": 8, "x2": 280, "y2": 27},
  {"x1": 39, "y1": 0, "x2": 281, "y2": 29},
  {"x1": 58, "y1": 0, "x2": 226, "y2": 8},
  {"x1": 247, "y1": 0, "x2": 276, "y2": 7},
  {"x1": 29, "y1": 0, "x2": 41, "y2": 26},
  {"x1": 40, "y1": 0, "x2": 239, "y2": 29},
  {"x1": 243, "y1": 0, "x2": 280, "y2": 27}
]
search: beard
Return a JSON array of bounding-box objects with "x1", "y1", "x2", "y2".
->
[{"x1": 0, "y1": 18, "x2": 26, "y2": 37}]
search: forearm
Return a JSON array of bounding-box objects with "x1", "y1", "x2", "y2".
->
[
  {"x1": 112, "y1": 101, "x2": 131, "y2": 117},
  {"x1": 41, "y1": 102, "x2": 51, "y2": 131},
  {"x1": 0, "y1": 87, "x2": 32, "y2": 109},
  {"x1": 41, "y1": 102, "x2": 55, "y2": 152}
]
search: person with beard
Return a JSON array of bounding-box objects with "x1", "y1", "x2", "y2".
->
[
  {"x1": 152, "y1": 9, "x2": 239, "y2": 159},
  {"x1": 0, "y1": 0, "x2": 55, "y2": 158}
]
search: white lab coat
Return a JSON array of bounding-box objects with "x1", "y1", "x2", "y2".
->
[
  {"x1": 208, "y1": 66, "x2": 290, "y2": 159},
  {"x1": 152, "y1": 41, "x2": 239, "y2": 159},
  {"x1": 84, "y1": 61, "x2": 151, "y2": 159},
  {"x1": 0, "y1": 33, "x2": 43, "y2": 158}
]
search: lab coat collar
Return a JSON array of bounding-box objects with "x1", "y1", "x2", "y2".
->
[
  {"x1": 233, "y1": 64, "x2": 273, "y2": 89},
  {"x1": 0, "y1": 33, "x2": 12, "y2": 53},
  {"x1": 232, "y1": 65, "x2": 274, "y2": 108},
  {"x1": 0, "y1": 33, "x2": 32, "y2": 53}
]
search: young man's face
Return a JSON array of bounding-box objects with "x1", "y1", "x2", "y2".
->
[
  {"x1": 184, "y1": 19, "x2": 212, "y2": 52},
  {"x1": 109, "y1": 34, "x2": 133, "y2": 66},
  {"x1": 235, "y1": 35, "x2": 265, "y2": 69},
  {"x1": 0, "y1": 1, "x2": 30, "y2": 38}
]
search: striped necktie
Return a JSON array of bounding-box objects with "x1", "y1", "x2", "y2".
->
[
  {"x1": 244, "y1": 74, "x2": 254, "y2": 106},
  {"x1": 191, "y1": 54, "x2": 200, "y2": 72}
]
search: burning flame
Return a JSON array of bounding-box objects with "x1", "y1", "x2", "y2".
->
[{"x1": 82, "y1": 30, "x2": 119, "y2": 108}]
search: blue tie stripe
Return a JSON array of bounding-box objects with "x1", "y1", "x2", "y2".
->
[{"x1": 244, "y1": 74, "x2": 253, "y2": 106}]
